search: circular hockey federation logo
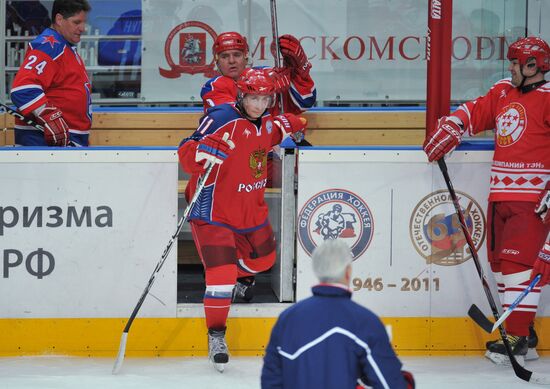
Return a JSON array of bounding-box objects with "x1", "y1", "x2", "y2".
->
[
  {"x1": 298, "y1": 189, "x2": 374, "y2": 260},
  {"x1": 409, "y1": 190, "x2": 486, "y2": 266},
  {"x1": 495, "y1": 102, "x2": 527, "y2": 147}
]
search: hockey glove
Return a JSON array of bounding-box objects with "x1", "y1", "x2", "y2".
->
[
  {"x1": 279, "y1": 34, "x2": 312, "y2": 77},
  {"x1": 273, "y1": 113, "x2": 307, "y2": 141},
  {"x1": 423, "y1": 116, "x2": 464, "y2": 162},
  {"x1": 532, "y1": 236, "x2": 550, "y2": 286},
  {"x1": 402, "y1": 370, "x2": 415, "y2": 389},
  {"x1": 35, "y1": 104, "x2": 70, "y2": 146},
  {"x1": 196, "y1": 132, "x2": 235, "y2": 169},
  {"x1": 268, "y1": 67, "x2": 291, "y2": 94},
  {"x1": 535, "y1": 182, "x2": 550, "y2": 225}
]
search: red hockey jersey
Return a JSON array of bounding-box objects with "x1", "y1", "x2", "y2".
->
[
  {"x1": 10, "y1": 28, "x2": 92, "y2": 145},
  {"x1": 201, "y1": 67, "x2": 316, "y2": 115},
  {"x1": 178, "y1": 104, "x2": 286, "y2": 231},
  {"x1": 453, "y1": 79, "x2": 550, "y2": 202}
]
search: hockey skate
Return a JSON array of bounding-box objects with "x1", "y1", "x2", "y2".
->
[
  {"x1": 485, "y1": 325, "x2": 538, "y2": 361},
  {"x1": 485, "y1": 334, "x2": 527, "y2": 366},
  {"x1": 208, "y1": 328, "x2": 229, "y2": 373},
  {"x1": 526, "y1": 325, "x2": 539, "y2": 361},
  {"x1": 233, "y1": 277, "x2": 255, "y2": 303}
]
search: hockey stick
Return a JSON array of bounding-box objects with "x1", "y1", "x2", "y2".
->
[
  {"x1": 269, "y1": 0, "x2": 284, "y2": 112},
  {"x1": 268, "y1": 0, "x2": 311, "y2": 147},
  {"x1": 112, "y1": 162, "x2": 215, "y2": 374},
  {"x1": 437, "y1": 158, "x2": 550, "y2": 385},
  {"x1": 468, "y1": 274, "x2": 541, "y2": 334},
  {"x1": 0, "y1": 102, "x2": 77, "y2": 147}
]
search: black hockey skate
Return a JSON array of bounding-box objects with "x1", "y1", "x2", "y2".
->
[
  {"x1": 526, "y1": 324, "x2": 539, "y2": 360},
  {"x1": 233, "y1": 277, "x2": 255, "y2": 303},
  {"x1": 485, "y1": 324, "x2": 538, "y2": 361},
  {"x1": 208, "y1": 328, "x2": 229, "y2": 373},
  {"x1": 485, "y1": 335, "x2": 528, "y2": 366}
]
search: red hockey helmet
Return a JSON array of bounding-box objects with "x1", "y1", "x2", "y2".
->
[
  {"x1": 236, "y1": 68, "x2": 276, "y2": 96},
  {"x1": 507, "y1": 36, "x2": 550, "y2": 73},
  {"x1": 212, "y1": 32, "x2": 248, "y2": 56}
]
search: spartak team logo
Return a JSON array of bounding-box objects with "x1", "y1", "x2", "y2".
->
[
  {"x1": 159, "y1": 21, "x2": 218, "y2": 79},
  {"x1": 495, "y1": 102, "x2": 527, "y2": 147},
  {"x1": 298, "y1": 189, "x2": 374, "y2": 260},
  {"x1": 409, "y1": 190, "x2": 486, "y2": 266}
]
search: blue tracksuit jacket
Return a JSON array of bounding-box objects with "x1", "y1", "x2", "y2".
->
[{"x1": 261, "y1": 284, "x2": 407, "y2": 389}]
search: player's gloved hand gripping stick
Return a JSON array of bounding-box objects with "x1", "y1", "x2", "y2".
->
[
  {"x1": 0, "y1": 102, "x2": 76, "y2": 147},
  {"x1": 269, "y1": 0, "x2": 311, "y2": 146},
  {"x1": 437, "y1": 158, "x2": 550, "y2": 385}
]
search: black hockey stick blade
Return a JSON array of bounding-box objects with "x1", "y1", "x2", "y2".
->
[
  {"x1": 296, "y1": 138, "x2": 313, "y2": 147},
  {"x1": 467, "y1": 304, "x2": 493, "y2": 333}
]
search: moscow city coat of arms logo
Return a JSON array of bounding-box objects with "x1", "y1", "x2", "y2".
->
[
  {"x1": 298, "y1": 189, "x2": 374, "y2": 260},
  {"x1": 409, "y1": 190, "x2": 486, "y2": 266},
  {"x1": 159, "y1": 21, "x2": 218, "y2": 79}
]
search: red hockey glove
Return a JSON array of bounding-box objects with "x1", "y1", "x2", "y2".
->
[
  {"x1": 532, "y1": 236, "x2": 550, "y2": 286},
  {"x1": 535, "y1": 182, "x2": 550, "y2": 225},
  {"x1": 274, "y1": 113, "x2": 307, "y2": 137},
  {"x1": 279, "y1": 34, "x2": 311, "y2": 77},
  {"x1": 35, "y1": 104, "x2": 70, "y2": 146},
  {"x1": 268, "y1": 67, "x2": 291, "y2": 94},
  {"x1": 195, "y1": 132, "x2": 235, "y2": 169},
  {"x1": 402, "y1": 370, "x2": 415, "y2": 389},
  {"x1": 423, "y1": 116, "x2": 464, "y2": 162}
]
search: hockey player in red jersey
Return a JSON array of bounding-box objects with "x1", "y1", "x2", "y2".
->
[
  {"x1": 423, "y1": 36, "x2": 550, "y2": 365},
  {"x1": 201, "y1": 31, "x2": 316, "y2": 116},
  {"x1": 10, "y1": 0, "x2": 92, "y2": 147},
  {"x1": 200, "y1": 31, "x2": 316, "y2": 301},
  {"x1": 178, "y1": 69, "x2": 307, "y2": 372}
]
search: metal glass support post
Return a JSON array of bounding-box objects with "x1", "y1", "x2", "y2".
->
[
  {"x1": 271, "y1": 144, "x2": 297, "y2": 302},
  {"x1": 0, "y1": 0, "x2": 7, "y2": 103}
]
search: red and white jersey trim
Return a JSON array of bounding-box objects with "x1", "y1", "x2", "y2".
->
[{"x1": 490, "y1": 166, "x2": 550, "y2": 197}]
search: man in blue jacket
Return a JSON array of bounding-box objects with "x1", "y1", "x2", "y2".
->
[{"x1": 261, "y1": 239, "x2": 414, "y2": 389}]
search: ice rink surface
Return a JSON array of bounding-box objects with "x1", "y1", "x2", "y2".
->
[{"x1": 0, "y1": 355, "x2": 548, "y2": 389}]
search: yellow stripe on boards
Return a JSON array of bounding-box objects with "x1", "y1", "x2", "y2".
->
[{"x1": 0, "y1": 317, "x2": 548, "y2": 357}]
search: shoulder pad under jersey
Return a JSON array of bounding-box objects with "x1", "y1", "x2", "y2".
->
[{"x1": 28, "y1": 28, "x2": 67, "y2": 59}]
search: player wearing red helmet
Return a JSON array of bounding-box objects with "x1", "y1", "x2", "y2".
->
[
  {"x1": 212, "y1": 31, "x2": 249, "y2": 80},
  {"x1": 201, "y1": 31, "x2": 316, "y2": 116},
  {"x1": 507, "y1": 36, "x2": 550, "y2": 87},
  {"x1": 200, "y1": 31, "x2": 316, "y2": 303},
  {"x1": 178, "y1": 69, "x2": 307, "y2": 372},
  {"x1": 423, "y1": 36, "x2": 550, "y2": 366}
]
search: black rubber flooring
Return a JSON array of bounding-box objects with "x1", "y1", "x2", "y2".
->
[{"x1": 177, "y1": 264, "x2": 279, "y2": 304}]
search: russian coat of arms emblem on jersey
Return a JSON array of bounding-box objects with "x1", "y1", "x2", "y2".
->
[{"x1": 249, "y1": 149, "x2": 267, "y2": 179}]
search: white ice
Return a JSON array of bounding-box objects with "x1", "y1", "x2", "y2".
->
[{"x1": 0, "y1": 355, "x2": 548, "y2": 388}]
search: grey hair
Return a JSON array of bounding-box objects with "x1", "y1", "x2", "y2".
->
[{"x1": 312, "y1": 239, "x2": 353, "y2": 283}]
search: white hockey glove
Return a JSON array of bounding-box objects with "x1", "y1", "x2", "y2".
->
[{"x1": 535, "y1": 182, "x2": 550, "y2": 225}]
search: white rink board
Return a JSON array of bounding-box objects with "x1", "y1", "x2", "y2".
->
[
  {"x1": 295, "y1": 148, "x2": 550, "y2": 317},
  {"x1": 0, "y1": 149, "x2": 178, "y2": 318}
]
